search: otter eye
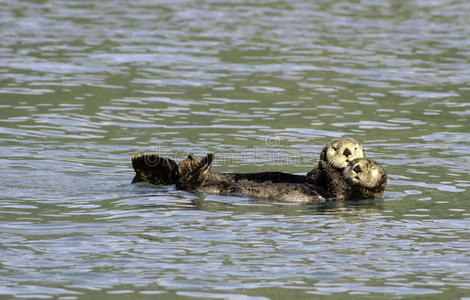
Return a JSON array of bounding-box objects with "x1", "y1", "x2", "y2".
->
[{"x1": 353, "y1": 165, "x2": 362, "y2": 173}]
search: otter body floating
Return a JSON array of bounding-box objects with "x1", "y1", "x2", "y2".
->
[
  {"x1": 131, "y1": 138, "x2": 386, "y2": 202},
  {"x1": 175, "y1": 153, "x2": 386, "y2": 202}
]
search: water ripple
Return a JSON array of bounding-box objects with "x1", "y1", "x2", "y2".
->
[{"x1": 1, "y1": 0, "x2": 470, "y2": 298}]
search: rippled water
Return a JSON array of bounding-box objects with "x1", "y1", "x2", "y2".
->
[{"x1": 1, "y1": 0, "x2": 470, "y2": 298}]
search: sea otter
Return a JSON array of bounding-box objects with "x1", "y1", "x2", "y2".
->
[
  {"x1": 131, "y1": 137, "x2": 365, "y2": 189},
  {"x1": 341, "y1": 157, "x2": 387, "y2": 200},
  {"x1": 176, "y1": 153, "x2": 387, "y2": 202},
  {"x1": 306, "y1": 137, "x2": 365, "y2": 197}
]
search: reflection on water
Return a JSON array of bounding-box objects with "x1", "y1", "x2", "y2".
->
[{"x1": 1, "y1": 0, "x2": 470, "y2": 298}]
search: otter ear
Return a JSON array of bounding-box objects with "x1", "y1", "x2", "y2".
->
[
  {"x1": 377, "y1": 173, "x2": 387, "y2": 191},
  {"x1": 362, "y1": 149, "x2": 366, "y2": 157}
]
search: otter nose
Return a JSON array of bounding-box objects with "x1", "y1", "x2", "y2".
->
[
  {"x1": 353, "y1": 165, "x2": 362, "y2": 174},
  {"x1": 343, "y1": 148, "x2": 351, "y2": 157}
]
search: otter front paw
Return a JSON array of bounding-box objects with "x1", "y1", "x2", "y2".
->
[{"x1": 319, "y1": 161, "x2": 349, "y2": 200}]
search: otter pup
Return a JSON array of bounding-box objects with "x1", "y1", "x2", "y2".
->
[
  {"x1": 177, "y1": 153, "x2": 386, "y2": 202},
  {"x1": 340, "y1": 157, "x2": 387, "y2": 200}
]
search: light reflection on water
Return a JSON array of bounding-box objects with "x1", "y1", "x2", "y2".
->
[{"x1": 1, "y1": 0, "x2": 470, "y2": 298}]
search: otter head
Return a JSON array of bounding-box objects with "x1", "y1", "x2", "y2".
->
[
  {"x1": 320, "y1": 137, "x2": 365, "y2": 169},
  {"x1": 343, "y1": 158, "x2": 387, "y2": 195}
]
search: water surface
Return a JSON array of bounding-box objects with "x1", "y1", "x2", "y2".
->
[{"x1": 1, "y1": 0, "x2": 470, "y2": 299}]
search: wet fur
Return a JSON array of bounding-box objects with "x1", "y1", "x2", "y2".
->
[
  {"x1": 131, "y1": 154, "x2": 178, "y2": 185},
  {"x1": 176, "y1": 153, "x2": 214, "y2": 192},
  {"x1": 177, "y1": 154, "x2": 328, "y2": 202},
  {"x1": 306, "y1": 137, "x2": 366, "y2": 196},
  {"x1": 132, "y1": 137, "x2": 363, "y2": 187},
  {"x1": 131, "y1": 138, "x2": 384, "y2": 202},
  {"x1": 342, "y1": 158, "x2": 387, "y2": 200},
  {"x1": 194, "y1": 157, "x2": 386, "y2": 202}
]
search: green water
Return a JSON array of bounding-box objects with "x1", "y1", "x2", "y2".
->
[{"x1": 1, "y1": 0, "x2": 470, "y2": 299}]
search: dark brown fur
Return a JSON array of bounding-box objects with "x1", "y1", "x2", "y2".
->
[
  {"x1": 176, "y1": 154, "x2": 214, "y2": 192},
  {"x1": 176, "y1": 154, "x2": 327, "y2": 202},
  {"x1": 131, "y1": 154, "x2": 178, "y2": 185},
  {"x1": 131, "y1": 153, "x2": 386, "y2": 202}
]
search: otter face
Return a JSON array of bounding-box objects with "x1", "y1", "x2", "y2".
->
[
  {"x1": 344, "y1": 158, "x2": 386, "y2": 189},
  {"x1": 320, "y1": 138, "x2": 365, "y2": 169}
]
